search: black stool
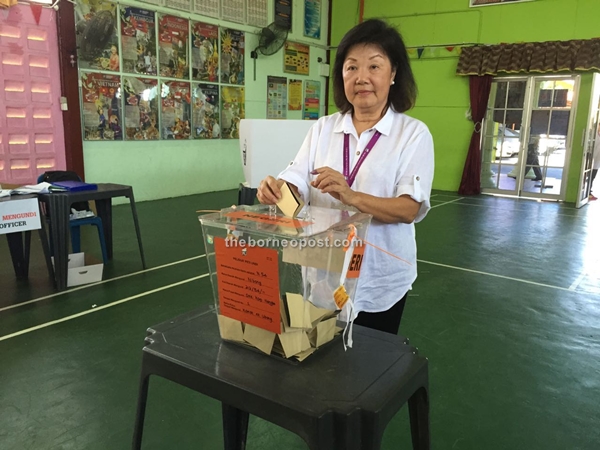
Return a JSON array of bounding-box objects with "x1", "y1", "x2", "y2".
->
[{"x1": 132, "y1": 308, "x2": 430, "y2": 449}]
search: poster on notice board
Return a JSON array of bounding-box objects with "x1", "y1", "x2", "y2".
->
[
  {"x1": 75, "y1": 0, "x2": 119, "y2": 72},
  {"x1": 120, "y1": 7, "x2": 157, "y2": 75},
  {"x1": 288, "y1": 79, "x2": 302, "y2": 110},
  {"x1": 123, "y1": 77, "x2": 159, "y2": 140},
  {"x1": 267, "y1": 76, "x2": 287, "y2": 119},
  {"x1": 80, "y1": 72, "x2": 122, "y2": 141},
  {"x1": 284, "y1": 42, "x2": 309, "y2": 75},
  {"x1": 304, "y1": 0, "x2": 321, "y2": 39},
  {"x1": 193, "y1": 83, "x2": 220, "y2": 139},
  {"x1": 303, "y1": 80, "x2": 320, "y2": 120},
  {"x1": 221, "y1": 86, "x2": 245, "y2": 139}
]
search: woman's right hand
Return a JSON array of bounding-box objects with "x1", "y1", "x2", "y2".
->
[{"x1": 257, "y1": 176, "x2": 285, "y2": 204}]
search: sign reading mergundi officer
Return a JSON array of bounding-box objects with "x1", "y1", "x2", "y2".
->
[{"x1": 0, "y1": 198, "x2": 42, "y2": 234}]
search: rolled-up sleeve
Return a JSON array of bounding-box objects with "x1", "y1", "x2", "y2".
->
[{"x1": 393, "y1": 129, "x2": 435, "y2": 223}]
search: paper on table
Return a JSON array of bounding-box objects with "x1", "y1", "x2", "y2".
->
[
  {"x1": 9, "y1": 182, "x2": 54, "y2": 194},
  {"x1": 295, "y1": 347, "x2": 316, "y2": 362},
  {"x1": 285, "y1": 292, "x2": 311, "y2": 328},
  {"x1": 218, "y1": 315, "x2": 245, "y2": 342},
  {"x1": 309, "y1": 317, "x2": 336, "y2": 347},
  {"x1": 243, "y1": 324, "x2": 276, "y2": 355},
  {"x1": 278, "y1": 329, "x2": 310, "y2": 358}
]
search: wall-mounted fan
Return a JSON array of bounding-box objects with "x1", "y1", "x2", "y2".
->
[{"x1": 250, "y1": 22, "x2": 289, "y2": 80}]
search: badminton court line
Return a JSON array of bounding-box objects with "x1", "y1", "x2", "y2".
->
[
  {"x1": 0, "y1": 254, "x2": 207, "y2": 313},
  {"x1": 0, "y1": 273, "x2": 210, "y2": 342}
]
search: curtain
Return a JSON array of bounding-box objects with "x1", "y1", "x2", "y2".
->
[
  {"x1": 457, "y1": 39, "x2": 600, "y2": 76},
  {"x1": 458, "y1": 75, "x2": 493, "y2": 196}
]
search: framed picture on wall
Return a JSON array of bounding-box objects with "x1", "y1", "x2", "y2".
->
[
  {"x1": 284, "y1": 42, "x2": 309, "y2": 75},
  {"x1": 304, "y1": 0, "x2": 321, "y2": 39},
  {"x1": 80, "y1": 72, "x2": 123, "y2": 141},
  {"x1": 75, "y1": 0, "x2": 119, "y2": 72},
  {"x1": 470, "y1": 0, "x2": 534, "y2": 6},
  {"x1": 123, "y1": 77, "x2": 159, "y2": 140}
]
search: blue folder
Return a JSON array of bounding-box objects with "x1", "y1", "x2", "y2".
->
[{"x1": 52, "y1": 181, "x2": 98, "y2": 192}]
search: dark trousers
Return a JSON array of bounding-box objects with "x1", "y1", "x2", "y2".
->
[
  {"x1": 525, "y1": 152, "x2": 543, "y2": 181},
  {"x1": 353, "y1": 293, "x2": 408, "y2": 335},
  {"x1": 592, "y1": 169, "x2": 598, "y2": 193}
]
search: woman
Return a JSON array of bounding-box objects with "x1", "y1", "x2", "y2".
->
[{"x1": 257, "y1": 19, "x2": 434, "y2": 335}]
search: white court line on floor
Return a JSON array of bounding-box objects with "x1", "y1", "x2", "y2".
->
[
  {"x1": 0, "y1": 254, "x2": 207, "y2": 313},
  {"x1": 450, "y1": 200, "x2": 584, "y2": 218},
  {"x1": 569, "y1": 271, "x2": 588, "y2": 291},
  {"x1": 430, "y1": 193, "x2": 461, "y2": 199},
  {"x1": 0, "y1": 273, "x2": 210, "y2": 342},
  {"x1": 418, "y1": 259, "x2": 576, "y2": 293},
  {"x1": 430, "y1": 197, "x2": 464, "y2": 209},
  {"x1": 5, "y1": 257, "x2": 596, "y2": 342}
]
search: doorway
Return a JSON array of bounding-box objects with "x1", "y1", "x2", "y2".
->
[
  {"x1": 480, "y1": 75, "x2": 579, "y2": 200},
  {"x1": 576, "y1": 73, "x2": 600, "y2": 208}
]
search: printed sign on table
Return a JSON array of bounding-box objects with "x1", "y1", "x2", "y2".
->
[{"x1": 0, "y1": 198, "x2": 41, "y2": 235}]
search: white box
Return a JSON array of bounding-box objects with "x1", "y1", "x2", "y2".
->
[
  {"x1": 52, "y1": 252, "x2": 103, "y2": 287},
  {"x1": 239, "y1": 119, "x2": 314, "y2": 188}
]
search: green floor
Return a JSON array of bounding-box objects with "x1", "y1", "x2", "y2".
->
[{"x1": 1, "y1": 190, "x2": 599, "y2": 449}]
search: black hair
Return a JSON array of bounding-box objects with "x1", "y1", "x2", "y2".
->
[{"x1": 332, "y1": 18, "x2": 417, "y2": 114}]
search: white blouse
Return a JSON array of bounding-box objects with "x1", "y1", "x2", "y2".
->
[{"x1": 278, "y1": 107, "x2": 435, "y2": 314}]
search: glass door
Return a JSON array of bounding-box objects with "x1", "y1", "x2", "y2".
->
[
  {"x1": 481, "y1": 78, "x2": 528, "y2": 195},
  {"x1": 481, "y1": 75, "x2": 579, "y2": 200},
  {"x1": 576, "y1": 73, "x2": 600, "y2": 208}
]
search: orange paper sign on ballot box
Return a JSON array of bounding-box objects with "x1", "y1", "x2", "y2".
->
[{"x1": 199, "y1": 204, "x2": 372, "y2": 362}]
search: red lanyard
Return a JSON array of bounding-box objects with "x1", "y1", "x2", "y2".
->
[{"x1": 343, "y1": 131, "x2": 382, "y2": 188}]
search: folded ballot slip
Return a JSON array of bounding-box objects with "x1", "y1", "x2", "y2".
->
[{"x1": 276, "y1": 182, "x2": 305, "y2": 218}]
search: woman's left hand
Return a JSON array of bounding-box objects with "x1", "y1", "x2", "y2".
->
[{"x1": 311, "y1": 167, "x2": 357, "y2": 205}]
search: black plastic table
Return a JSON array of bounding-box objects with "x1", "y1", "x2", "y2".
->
[
  {"x1": 132, "y1": 308, "x2": 430, "y2": 449},
  {"x1": 37, "y1": 183, "x2": 146, "y2": 291}
]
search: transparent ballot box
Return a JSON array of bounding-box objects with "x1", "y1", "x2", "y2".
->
[{"x1": 199, "y1": 204, "x2": 372, "y2": 361}]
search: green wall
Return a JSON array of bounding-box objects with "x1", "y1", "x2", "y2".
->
[
  {"x1": 83, "y1": 0, "x2": 329, "y2": 203},
  {"x1": 336, "y1": 0, "x2": 600, "y2": 200}
]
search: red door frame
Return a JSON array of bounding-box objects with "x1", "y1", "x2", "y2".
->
[{"x1": 56, "y1": 1, "x2": 85, "y2": 180}]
